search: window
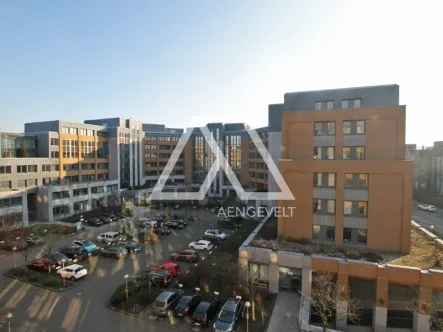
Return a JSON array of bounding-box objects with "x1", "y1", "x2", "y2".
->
[
  {"x1": 81, "y1": 163, "x2": 95, "y2": 170},
  {"x1": 344, "y1": 201, "x2": 353, "y2": 215},
  {"x1": 97, "y1": 173, "x2": 109, "y2": 180},
  {"x1": 91, "y1": 186, "x2": 104, "y2": 194},
  {"x1": 17, "y1": 180, "x2": 27, "y2": 188},
  {"x1": 341, "y1": 99, "x2": 361, "y2": 109},
  {"x1": 144, "y1": 153, "x2": 157, "y2": 159},
  {"x1": 343, "y1": 228, "x2": 352, "y2": 242},
  {"x1": 51, "y1": 151, "x2": 59, "y2": 158},
  {"x1": 249, "y1": 263, "x2": 269, "y2": 284},
  {"x1": 343, "y1": 120, "x2": 366, "y2": 135},
  {"x1": 341, "y1": 100, "x2": 348, "y2": 109},
  {"x1": 326, "y1": 227, "x2": 335, "y2": 240},
  {"x1": 82, "y1": 175, "x2": 95, "y2": 182},
  {"x1": 27, "y1": 165, "x2": 37, "y2": 173},
  {"x1": 313, "y1": 225, "x2": 320, "y2": 238},
  {"x1": 358, "y1": 202, "x2": 368, "y2": 216},
  {"x1": 327, "y1": 200, "x2": 335, "y2": 213},
  {"x1": 358, "y1": 229, "x2": 367, "y2": 243},
  {"x1": 0, "y1": 166, "x2": 11, "y2": 174},
  {"x1": 17, "y1": 165, "x2": 27, "y2": 173},
  {"x1": 315, "y1": 101, "x2": 322, "y2": 110},
  {"x1": 0, "y1": 181, "x2": 12, "y2": 190},
  {"x1": 159, "y1": 153, "x2": 171, "y2": 159},
  {"x1": 159, "y1": 145, "x2": 171, "y2": 150},
  {"x1": 51, "y1": 138, "x2": 59, "y2": 146},
  {"x1": 326, "y1": 101, "x2": 334, "y2": 110},
  {"x1": 343, "y1": 147, "x2": 365, "y2": 160},
  {"x1": 354, "y1": 99, "x2": 362, "y2": 108},
  {"x1": 314, "y1": 122, "x2": 335, "y2": 136},
  {"x1": 81, "y1": 141, "x2": 95, "y2": 158},
  {"x1": 98, "y1": 163, "x2": 108, "y2": 170},
  {"x1": 313, "y1": 173, "x2": 336, "y2": 187},
  {"x1": 315, "y1": 101, "x2": 334, "y2": 110},
  {"x1": 314, "y1": 147, "x2": 335, "y2": 160},
  {"x1": 313, "y1": 199, "x2": 335, "y2": 214},
  {"x1": 344, "y1": 173, "x2": 369, "y2": 188}
]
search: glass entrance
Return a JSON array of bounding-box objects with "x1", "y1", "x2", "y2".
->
[{"x1": 278, "y1": 267, "x2": 302, "y2": 293}]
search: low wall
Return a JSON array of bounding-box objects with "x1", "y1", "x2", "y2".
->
[{"x1": 411, "y1": 220, "x2": 443, "y2": 250}]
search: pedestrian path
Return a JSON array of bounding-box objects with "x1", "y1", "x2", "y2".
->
[{"x1": 266, "y1": 293, "x2": 301, "y2": 332}]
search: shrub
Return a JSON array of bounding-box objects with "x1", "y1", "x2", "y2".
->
[
  {"x1": 8, "y1": 267, "x2": 27, "y2": 277},
  {"x1": 41, "y1": 276, "x2": 63, "y2": 288},
  {"x1": 365, "y1": 252, "x2": 383, "y2": 262},
  {"x1": 122, "y1": 208, "x2": 134, "y2": 217}
]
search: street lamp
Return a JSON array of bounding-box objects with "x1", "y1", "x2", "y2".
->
[
  {"x1": 124, "y1": 274, "x2": 129, "y2": 307},
  {"x1": 12, "y1": 247, "x2": 17, "y2": 268},
  {"x1": 6, "y1": 313, "x2": 12, "y2": 332},
  {"x1": 178, "y1": 283, "x2": 183, "y2": 291},
  {"x1": 430, "y1": 225, "x2": 435, "y2": 234},
  {"x1": 245, "y1": 301, "x2": 251, "y2": 332}
]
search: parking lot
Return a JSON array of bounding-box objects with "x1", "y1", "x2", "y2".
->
[{"x1": 0, "y1": 207, "x2": 250, "y2": 332}]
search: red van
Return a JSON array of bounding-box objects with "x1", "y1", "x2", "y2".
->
[{"x1": 150, "y1": 262, "x2": 181, "y2": 277}]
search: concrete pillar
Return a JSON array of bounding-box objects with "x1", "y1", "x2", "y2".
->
[
  {"x1": 413, "y1": 312, "x2": 430, "y2": 332},
  {"x1": 373, "y1": 304, "x2": 387, "y2": 332},
  {"x1": 336, "y1": 300, "x2": 348, "y2": 330},
  {"x1": 302, "y1": 256, "x2": 312, "y2": 297},
  {"x1": 21, "y1": 191, "x2": 29, "y2": 227},
  {"x1": 269, "y1": 262, "x2": 279, "y2": 294}
]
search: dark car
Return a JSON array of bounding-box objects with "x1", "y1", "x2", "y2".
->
[
  {"x1": 85, "y1": 217, "x2": 103, "y2": 227},
  {"x1": 46, "y1": 251, "x2": 71, "y2": 266},
  {"x1": 58, "y1": 246, "x2": 90, "y2": 262},
  {"x1": 0, "y1": 239, "x2": 28, "y2": 251},
  {"x1": 153, "y1": 227, "x2": 171, "y2": 236},
  {"x1": 175, "y1": 294, "x2": 201, "y2": 317},
  {"x1": 152, "y1": 289, "x2": 183, "y2": 316},
  {"x1": 101, "y1": 246, "x2": 128, "y2": 259},
  {"x1": 114, "y1": 212, "x2": 126, "y2": 219},
  {"x1": 26, "y1": 258, "x2": 53, "y2": 272},
  {"x1": 213, "y1": 297, "x2": 244, "y2": 332},
  {"x1": 190, "y1": 300, "x2": 220, "y2": 326},
  {"x1": 163, "y1": 221, "x2": 184, "y2": 230},
  {"x1": 24, "y1": 236, "x2": 44, "y2": 246},
  {"x1": 217, "y1": 218, "x2": 241, "y2": 229},
  {"x1": 104, "y1": 213, "x2": 118, "y2": 221},
  {"x1": 149, "y1": 270, "x2": 173, "y2": 288},
  {"x1": 171, "y1": 249, "x2": 199, "y2": 262},
  {"x1": 173, "y1": 219, "x2": 187, "y2": 227},
  {"x1": 153, "y1": 215, "x2": 164, "y2": 222},
  {"x1": 99, "y1": 216, "x2": 112, "y2": 224},
  {"x1": 112, "y1": 240, "x2": 142, "y2": 253}
]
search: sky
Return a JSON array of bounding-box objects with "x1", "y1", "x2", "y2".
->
[{"x1": 0, "y1": 0, "x2": 442, "y2": 147}]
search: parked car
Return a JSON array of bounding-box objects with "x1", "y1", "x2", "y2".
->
[
  {"x1": 150, "y1": 262, "x2": 181, "y2": 277},
  {"x1": 153, "y1": 215, "x2": 164, "y2": 222},
  {"x1": 24, "y1": 235, "x2": 44, "y2": 246},
  {"x1": 153, "y1": 226, "x2": 171, "y2": 236},
  {"x1": 152, "y1": 289, "x2": 183, "y2": 316},
  {"x1": 96, "y1": 231, "x2": 120, "y2": 244},
  {"x1": 172, "y1": 219, "x2": 187, "y2": 227},
  {"x1": 113, "y1": 240, "x2": 142, "y2": 253},
  {"x1": 204, "y1": 229, "x2": 227, "y2": 240},
  {"x1": 164, "y1": 221, "x2": 184, "y2": 230},
  {"x1": 101, "y1": 246, "x2": 128, "y2": 259},
  {"x1": 139, "y1": 219, "x2": 158, "y2": 229},
  {"x1": 99, "y1": 216, "x2": 113, "y2": 224},
  {"x1": 26, "y1": 258, "x2": 53, "y2": 272},
  {"x1": 418, "y1": 204, "x2": 436, "y2": 212},
  {"x1": 0, "y1": 239, "x2": 28, "y2": 251},
  {"x1": 73, "y1": 239, "x2": 100, "y2": 254},
  {"x1": 84, "y1": 217, "x2": 103, "y2": 227},
  {"x1": 58, "y1": 245, "x2": 90, "y2": 262},
  {"x1": 107, "y1": 213, "x2": 119, "y2": 220},
  {"x1": 114, "y1": 212, "x2": 126, "y2": 219},
  {"x1": 45, "y1": 251, "x2": 71, "y2": 267},
  {"x1": 171, "y1": 249, "x2": 199, "y2": 262},
  {"x1": 149, "y1": 270, "x2": 173, "y2": 288},
  {"x1": 217, "y1": 218, "x2": 241, "y2": 229},
  {"x1": 190, "y1": 300, "x2": 220, "y2": 326},
  {"x1": 213, "y1": 297, "x2": 244, "y2": 332},
  {"x1": 175, "y1": 293, "x2": 201, "y2": 317},
  {"x1": 57, "y1": 264, "x2": 87, "y2": 281},
  {"x1": 188, "y1": 240, "x2": 214, "y2": 251}
]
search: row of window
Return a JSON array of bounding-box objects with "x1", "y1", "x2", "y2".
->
[
  {"x1": 249, "y1": 172, "x2": 267, "y2": 179},
  {"x1": 314, "y1": 173, "x2": 368, "y2": 189},
  {"x1": 145, "y1": 136, "x2": 181, "y2": 142},
  {"x1": 144, "y1": 170, "x2": 184, "y2": 176},
  {"x1": 61, "y1": 127, "x2": 108, "y2": 137},
  {"x1": 315, "y1": 98, "x2": 362, "y2": 110},
  {"x1": 313, "y1": 225, "x2": 367, "y2": 244},
  {"x1": 144, "y1": 153, "x2": 184, "y2": 159},
  {"x1": 314, "y1": 146, "x2": 365, "y2": 160},
  {"x1": 145, "y1": 161, "x2": 184, "y2": 167},
  {"x1": 249, "y1": 152, "x2": 266, "y2": 159},
  {"x1": 0, "y1": 196, "x2": 23, "y2": 208},
  {"x1": 16, "y1": 165, "x2": 38, "y2": 173},
  {"x1": 314, "y1": 120, "x2": 365, "y2": 136},
  {"x1": 313, "y1": 199, "x2": 368, "y2": 216},
  {"x1": 52, "y1": 184, "x2": 118, "y2": 200}
]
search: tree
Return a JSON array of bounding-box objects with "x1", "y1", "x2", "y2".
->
[
  {"x1": 413, "y1": 287, "x2": 443, "y2": 331},
  {"x1": 16, "y1": 147, "x2": 29, "y2": 158},
  {"x1": 206, "y1": 253, "x2": 239, "y2": 294},
  {"x1": 307, "y1": 272, "x2": 360, "y2": 332}
]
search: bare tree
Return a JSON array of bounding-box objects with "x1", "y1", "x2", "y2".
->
[
  {"x1": 307, "y1": 272, "x2": 360, "y2": 332},
  {"x1": 413, "y1": 287, "x2": 443, "y2": 331},
  {"x1": 20, "y1": 243, "x2": 34, "y2": 267},
  {"x1": 206, "y1": 253, "x2": 239, "y2": 294}
]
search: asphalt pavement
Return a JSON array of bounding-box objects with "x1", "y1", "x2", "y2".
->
[
  {"x1": 0, "y1": 207, "x2": 225, "y2": 332},
  {"x1": 412, "y1": 201, "x2": 443, "y2": 235}
]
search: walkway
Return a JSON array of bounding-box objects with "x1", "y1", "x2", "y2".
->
[{"x1": 266, "y1": 294, "x2": 301, "y2": 332}]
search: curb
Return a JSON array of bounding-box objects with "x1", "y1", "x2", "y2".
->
[
  {"x1": 3, "y1": 271, "x2": 76, "y2": 292},
  {"x1": 108, "y1": 299, "x2": 151, "y2": 317},
  {"x1": 62, "y1": 229, "x2": 90, "y2": 238}
]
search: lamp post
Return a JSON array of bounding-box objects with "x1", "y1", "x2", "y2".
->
[
  {"x1": 430, "y1": 225, "x2": 435, "y2": 234},
  {"x1": 245, "y1": 301, "x2": 251, "y2": 332},
  {"x1": 124, "y1": 274, "x2": 129, "y2": 307},
  {"x1": 61, "y1": 259, "x2": 67, "y2": 287},
  {"x1": 12, "y1": 247, "x2": 17, "y2": 268},
  {"x1": 6, "y1": 313, "x2": 12, "y2": 332}
]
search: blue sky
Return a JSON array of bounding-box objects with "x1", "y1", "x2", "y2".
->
[{"x1": 0, "y1": 0, "x2": 442, "y2": 146}]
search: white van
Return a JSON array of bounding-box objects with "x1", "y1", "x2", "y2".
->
[{"x1": 97, "y1": 231, "x2": 120, "y2": 244}]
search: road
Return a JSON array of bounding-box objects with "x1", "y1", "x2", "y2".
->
[
  {"x1": 412, "y1": 201, "x2": 443, "y2": 235},
  {"x1": 0, "y1": 207, "x2": 223, "y2": 332}
]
